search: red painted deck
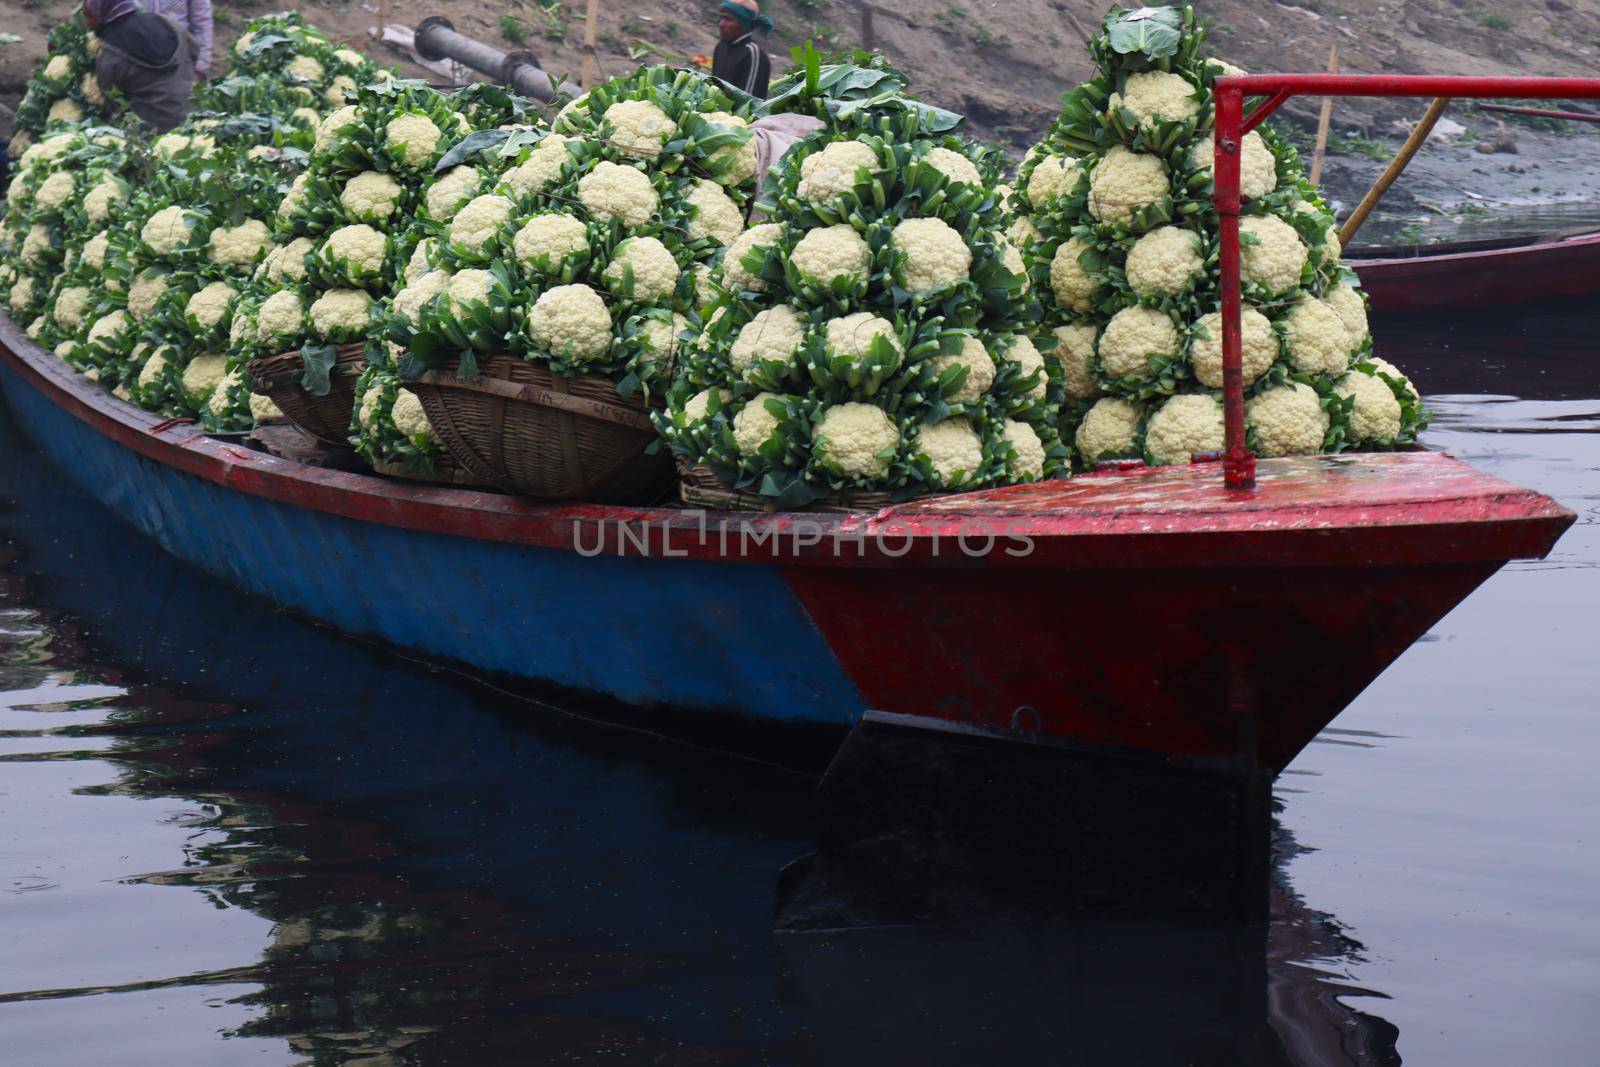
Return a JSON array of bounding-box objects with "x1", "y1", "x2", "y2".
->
[{"x1": 1351, "y1": 230, "x2": 1600, "y2": 311}]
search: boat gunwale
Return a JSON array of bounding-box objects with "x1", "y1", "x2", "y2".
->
[
  {"x1": 1346, "y1": 226, "x2": 1600, "y2": 266},
  {"x1": 0, "y1": 313, "x2": 1573, "y2": 570}
]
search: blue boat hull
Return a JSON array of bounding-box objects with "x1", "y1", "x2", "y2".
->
[{"x1": 0, "y1": 355, "x2": 864, "y2": 730}]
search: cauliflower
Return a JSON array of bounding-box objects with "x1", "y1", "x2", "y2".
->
[
  {"x1": 513, "y1": 213, "x2": 589, "y2": 272},
  {"x1": 185, "y1": 281, "x2": 237, "y2": 329},
  {"x1": 1297, "y1": 202, "x2": 1342, "y2": 265},
  {"x1": 207, "y1": 368, "x2": 246, "y2": 417},
  {"x1": 267, "y1": 236, "x2": 316, "y2": 283},
  {"x1": 21, "y1": 225, "x2": 55, "y2": 269},
  {"x1": 86, "y1": 310, "x2": 129, "y2": 351},
  {"x1": 81, "y1": 73, "x2": 104, "y2": 107},
  {"x1": 141, "y1": 205, "x2": 197, "y2": 254},
  {"x1": 1190, "y1": 306, "x2": 1278, "y2": 388},
  {"x1": 1325, "y1": 281, "x2": 1369, "y2": 341},
  {"x1": 7, "y1": 276, "x2": 35, "y2": 315},
  {"x1": 1281, "y1": 297, "x2": 1353, "y2": 376},
  {"x1": 684, "y1": 179, "x2": 743, "y2": 246},
  {"x1": 138, "y1": 349, "x2": 170, "y2": 390},
  {"x1": 52, "y1": 286, "x2": 91, "y2": 333},
  {"x1": 256, "y1": 290, "x2": 305, "y2": 344},
  {"x1": 250, "y1": 393, "x2": 285, "y2": 422},
  {"x1": 792, "y1": 224, "x2": 870, "y2": 288},
  {"x1": 825, "y1": 312, "x2": 900, "y2": 363},
  {"x1": 33, "y1": 170, "x2": 76, "y2": 212},
  {"x1": 1247, "y1": 381, "x2": 1328, "y2": 457},
  {"x1": 391, "y1": 267, "x2": 452, "y2": 323},
  {"x1": 602, "y1": 236, "x2": 679, "y2": 300},
  {"x1": 287, "y1": 55, "x2": 325, "y2": 82},
  {"x1": 1025, "y1": 155, "x2": 1080, "y2": 209},
  {"x1": 1124, "y1": 225, "x2": 1203, "y2": 297},
  {"x1": 291, "y1": 106, "x2": 321, "y2": 129},
  {"x1": 1098, "y1": 305, "x2": 1180, "y2": 380},
  {"x1": 333, "y1": 47, "x2": 367, "y2": 68},
  {"x1": 426, "y1": 166, "x2": 479, "y2": 222},
  {"x1": 691, "y1": 264, "x2": 716, "y2": 310},
  {"x1": 1109, "y1": 71, "x2": 1200, "y2": 127},
  {"x1": 209, "y1": 219, "x2": 271, "y2": 266},
  {"x1": 449, "y1": 194, "x2": 513, "y2": 253},
  {"x1": 923, "y1": 146, "x2": 982, "y2": 187},
  {"x1": 1009, "y1": 216, "x2": 1043, "y2": 253},
  {"x1": 917, "y1": 417, "x2": 985, "y2": 487},
  {"x1": 1336, "y1": 368, "x2": 1403, "y2": 444},
  {"x1": 310, "y1": 289, "x2": 373, "y2": 337},
  {"x1": 931, "y1": 335, "x2": 995, "y2": 404},
  {"x1": 732, "y1": 392, "x2": 782, "y2": 456},
  {"x1": 278, "y1": 173, "x2": 311, "y2": 220},
  {"x1": 1076, "y1": 396, "x2": 1142, "y2": 461},
  {"x1": 504, "y1": 134, "x2": 576, "y2": 198},
  {"x1": 405, "y1": 238, "x2": 436, "y2": 283},
  {"x1": 797, "y1": 141, "x2": 879, "y2": 205},
  {"x1": 1053, "y1": 322, "x2": 1102, "y2": 400},
  {"x1": 126, "y1": 271, "x2": 168, "y2": 318},
  {"x1": 391, "y1": 389, "x2": 433, "y2": 438},
  {"x1": 325, "y1": 76, "x2": 357, "y2": 105},
  {"x1": 385, "y1": 113, "x2": 443, "y2": 168},
  {"x1": 1049, "y1": 237, "x2": 1095, "y2": 312},
  {"x1": 446, "y1": 268, "x2": 493, "y2": 310},
  {"x1": 1144, "y1": 393, "x2": 1224, "y2": 465},
  {"x1": 342, "y1": 171, "x2": 404, "y2": 222},
  {"x1": 730, "y1": 305, "x2": 806, "y2": 378},
  {"x1": 891, "y1": 217, "x2": 972, "y2": 293},
  {"x1": 1088, "y1": 146, "x2": 1169, "y2": 226},
  {"x1": 1239, "y1": 215, "x2": 1306, "y2": 293},
  {"x1": 701, "y1": 111, "x2": 756, "y2": 186},
  {"x1": 315, "y1": 105, "x2": 360, "y2": 154},
  {"x1": 528, "y1": 283, "x2": 612, "y2": 361},
  {"x1": 577, "y1": 161, "x2": 658, "y2": 226},
  {"x1": 720, "y1": 223, "x2": 781, "y2": 292},
  {"x1": 813, "y1": 402, "x2": 900, "y2": 479},
  {"x1": 603, "y1": 99, "x2": 676, "y2": 159},
  {"x1": 182, "y1": 354, "x2": 228, "y2": 405},
  {"x1": 1002, "y1": 419, "x2": 1047, "y2": 480},
  {"x1": 323, "y1": 224, "x2": 388, "y2": 277},
  {"x1": 42, "y1": 54, "x2": 72, "y2": 81},
  {"x1": 1003, "y1": 335, "x2": 1049, "y2": 401},
  {"x1": 47, "y1": 97, "x2": 83, "y2": 124},
  {"x1": 1189, "y1": 132, "x2": 1277, "y2": 201}
]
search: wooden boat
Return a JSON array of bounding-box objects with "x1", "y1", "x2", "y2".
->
[
  {"x1": 1348, "y1": 226, "x2": 1600, "y2": 310},
  {"x1": 0, "y1": 312, "x2": 1573, "y2": 795}
]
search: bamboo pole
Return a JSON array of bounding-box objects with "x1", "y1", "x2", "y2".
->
[
  {"x1": 1338, "y1": 96, "x2": 1450, "y2": 248},
  {"x1": 579, "y1": 0, "x2": 601, "y2": 88},
  {"x1": 1308, "y1": 44, "x2": 1337, "y2": 185}
]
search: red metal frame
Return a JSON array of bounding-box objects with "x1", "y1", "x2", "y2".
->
[{"x1": 1212, "y1": 73, "x2": 1600, "y2": 490}]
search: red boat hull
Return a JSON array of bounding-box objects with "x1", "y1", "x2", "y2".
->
[{"x1": 1351, "y1": 230, "x2": 1600, "y2": 310}]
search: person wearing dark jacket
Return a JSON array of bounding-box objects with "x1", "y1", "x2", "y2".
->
[
  {"x1": 82, "y1": 0, "x2": 199, "y2": 132},
  {"x1": 711, "y1": 0, "x2": 772, "y2": 100}
]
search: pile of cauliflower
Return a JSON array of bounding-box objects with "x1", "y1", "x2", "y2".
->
[
  {"x1": 656, "y1": 105, "x2": 1065, "y2": 506},
  {"x1": 1009, "y1": 4, "x2": 1425, "y2": 469},
  {"x1": 5, "y1": 16, "x2": 115, "y2": 163},
  {"x1": 387, "y1": 67, "x2": 761, "y2": 402}
]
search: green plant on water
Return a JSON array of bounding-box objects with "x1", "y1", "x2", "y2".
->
[{"x1": 499, "y1": 12, "x2": 528, "y2": 45}]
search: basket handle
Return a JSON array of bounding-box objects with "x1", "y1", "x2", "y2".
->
[{"x1": 415, "y1": 370, "x2": 656, "y2": 433}]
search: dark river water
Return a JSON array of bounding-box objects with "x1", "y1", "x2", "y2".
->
[{"x1": 1, "y1": 300, "x2": 1596, "y2": 1065}]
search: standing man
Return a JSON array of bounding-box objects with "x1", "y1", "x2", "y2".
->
[
  {"x1": 712, "y1": 0, "x2": 773, "y2": 100},
  {"x1": 82, "y1": 0, "x2": 199, "y2": 132},
  {"x1": 144, "y1": 0, "x2": 214, "y2": 76}
]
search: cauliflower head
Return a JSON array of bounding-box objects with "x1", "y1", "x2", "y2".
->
[
  {"x1": 138, "y1": 349, "x2": 170, "y2": 390},
  {"x1": 917, "y1": 417, "x2": 985, "y2": 487},
  {"x1": 1089, "y1": 146, "x2": 1169, "y2": 226},
  {"x1": 603, "y1": 99, "x2": 676, "y2": 159},
  {"x1": 792, "y1": 224, "x2": 871, "y2": 289},
  {"x1": 825, "y1": 312, "x2": 901, "y2": 362},
  {"x1": 392, "y1": 389, "x2": 433, "y2": 438},
  {"x1": 504, "y1": 134, "x2": 576, "y2": 198},
  {"x1": 342, "y1": 170, "x2": 404, "y2": 222},
  {"x1": 1025, "y1": 154, "x2": 1081, "y2": 210},
  {"x1": 1282, "y1": 297, "x2": 1353, "y2": 376},
  {"x1": 931, "y1": 335, "x2": 995, "y2": 404},
  {"x1": 425, "y1": 165, "x2": 478, "y2": 222},
  {"x1": 449, "y1": 194, "x2": 513, "y2": 253},
  {"x1": 34, "y1": 170, "x2": 76, "y2": 212},
  {"x1": 684, "y1": 179, "x2": 743, "y2": 246},
  {"x1": 529, "y1": 283, "x2": 612, "y2": 361},
  {"x1": 513, "y1": 213, "x2": 589, "y2": 272},
  {"x1": 1189, "y1": 131, "x2": 1277, "y2": 201},
  {"x1": 287, "y1": 55, "x2": 325, "y2": 82},
  {"x1": 267, "y1": 236, "x2": 316, "y2": 283},
  {"x1": 1002, "y1": 419, "x2": 1047, "y2": 480},
  {"x1": 1239, "y1": 215, "x2": 1306, "y2": 293},
  {"x1": 126, "y1": 271, "x2": 169, "y2": 318},
  {"x1": 186, "y1": 281, "x2": 237, "y2": 329},
  {"x1": 1190, "y1": 306, "x2": 1278, "y2": 388},
  {"x1": 1049, "y1": 237, "x2": 1095, "y2": 312},
  {"x1": 323, "y1": 223, "x2": 388, "y2": 276},
  {"x1": 141, "y1": 206, "x2": 199, "y2": 254},
  {"x1": 391, "y1": 267, "x2": 452, "y2": 323},
  {"x1": 1053, "y1": 323, "x2": 1102, "y2": 400},
  {"x1": 1145, "y1": 393, "x2": 1224, "y2": 466},
  {"x1": 86, "y1": 310, "x2": 129, "y2": 350},
  {"x1": 922, "y1": 146, "x2": 982, "y2": 187},
  {"x1": 1003, "y1": 335, "x2": 1049, "y2": 401},
  {"x1": 813, "y1": 402, "x2": 900, "y2": 480},
  {"x1": 385, "y1": 112, "x2": 444, "y2": 168},
  {"x1": 1247, "y1": 381, "x2": 1327, "y2": 457},
  {"x1": 1124, "y1": 225, "x2": 1203, "y2": 297},
  {"x1": 797, "y1": 141, "x2": 878, "y2": 206},
  {"x1": 603, "y1": 236, "x2": 680, "y2": 300},
  {"x1": 82, "y1": 178, "x2": 125, "y2": 224},
  {"x1": 1076, "y1": 396, "x2": 1142, "y2": 462},
  {"x1": 577, "y1": 161, "x2": 658, "y2": 226},
  {"x1": 702, "y1": 111, "x2": 757, "y2": 186},
  {"x1": 182, "y1": 354, "x2": 228, "y2": 405},
  {"x1": 892, "y1": 217, "x2": 971, "y2": 293},
  {"x1": 446, "y1": 268, "x2": 493, "y2": 310},
  {"x1": 730, "y1": 305, "x2": 806, "y2": 378},
  {"x1": 209, "y1": 218, "x2": 271, "y2": 266},
  {"x1": 52, "y1": 286, "x2": 91, "y2": 333},
  {"x1": 82, "y1": 230, "x2": 110, "y2": 272},
  {"x1": 1325, "y1": 281, "x2": 1369, "y2": 341},
  {"x1": 732, "y1": 392, "x2": 783, "y2": 456},
  {"x1": 1109, "y1": 71, "x2": 1200, "y2": 127},
  {"x1": 1336, "y1": 368, "x2": 1403, "y2": 444},
  {"x1": 309, "y1": 289, "x2": 373, "y2": 337},
  {"x1": 720, "y1": 223, "x2": 781, "y2": 293},
  {"x1": 256, "y1": 290, "x2": 304, "y2": 344},
  {"x1": 1099, "y1": 305, "x2": 1180, "y2": 380}
]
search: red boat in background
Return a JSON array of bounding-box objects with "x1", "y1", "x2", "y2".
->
[{"x1": 1348, "y1": 227, "x2": 1600, "y2": 310}]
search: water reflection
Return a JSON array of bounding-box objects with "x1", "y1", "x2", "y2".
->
[{"x1": 6, "y1": 348, "x2": 1591, "y2": 1063}]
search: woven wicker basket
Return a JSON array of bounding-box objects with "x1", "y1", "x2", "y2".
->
[
  {"x1": 677, "y1": 462, "x2": 898, "y2": 514},
  {"x1": 372, "y1": 455, "x2": 487, "y2": 488},
  {"x1": 245, "y1": 343, "x2": 367, "y2": 449},
  {"x1": 408, "y1": 356, "x2": 672, "y2": 503}
]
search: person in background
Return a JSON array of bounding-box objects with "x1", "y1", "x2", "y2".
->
[
  {"x1": 143, "y1": 0, "x2": 215, "y2": 76},
  {"x1": 82, "y1": 0, "x2": 199, "y2": 132},
  {"x1": 712, "y1": 0, "x2": 773, "y2": 99}
]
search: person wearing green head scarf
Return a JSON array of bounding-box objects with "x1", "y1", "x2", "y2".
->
[{"x1": 712, "y1": 0, "x2": 773, "y2": 98}]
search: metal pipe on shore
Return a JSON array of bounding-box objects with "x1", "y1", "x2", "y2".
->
[{"x1": 412, "y1": 16, "x2": 582, "y2": 104}]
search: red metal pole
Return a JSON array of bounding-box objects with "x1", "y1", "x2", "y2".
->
[{"x1": 1214, "y1": 82, "x2": 1254, "y2": 491}]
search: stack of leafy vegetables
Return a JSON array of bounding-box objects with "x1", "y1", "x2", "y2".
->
[{"x1": 6, "y1": 15, "x2": 116, "y2": 161}]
